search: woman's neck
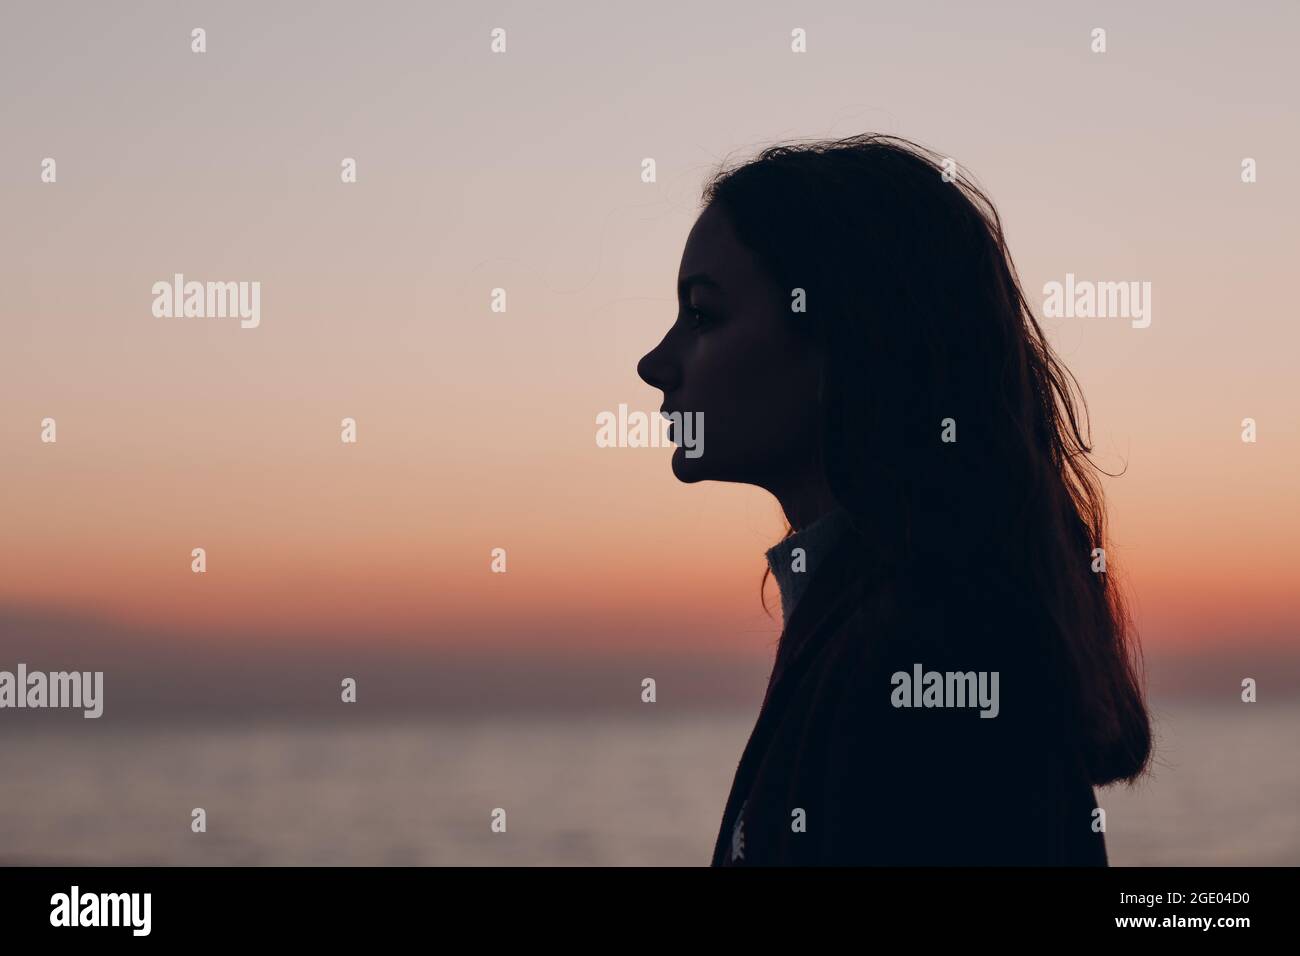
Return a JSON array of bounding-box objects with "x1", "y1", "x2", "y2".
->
[{"x1": 772, "y1": 473, "x2": 840, "y2": 532}]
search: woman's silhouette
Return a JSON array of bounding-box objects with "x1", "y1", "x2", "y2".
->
[{"x1": 637, "y1": 134, "x2": 1152, "y2": 866}]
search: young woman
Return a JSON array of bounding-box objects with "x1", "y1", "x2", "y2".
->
[{"x1": 637, "y1": 134, "x2": 1152, "y2": 866}]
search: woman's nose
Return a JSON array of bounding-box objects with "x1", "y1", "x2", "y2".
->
[{"x1": 637, "y1": 334, "x2": 679, "y2": 392}]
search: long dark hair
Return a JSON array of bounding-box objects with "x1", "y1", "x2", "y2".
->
[{"x1": 702, "y1": 133, "x2": 1151, "y2": 786}]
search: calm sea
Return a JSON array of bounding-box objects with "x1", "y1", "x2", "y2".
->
[{"x1": 1, "y1": 701, "x2": 1295, "y2": 865}]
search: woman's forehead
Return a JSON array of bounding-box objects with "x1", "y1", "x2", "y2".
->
[{"x1": 678, "y1": 205, "x2": 763, "y2": 291}]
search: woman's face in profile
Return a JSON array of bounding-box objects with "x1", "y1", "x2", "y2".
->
[{"x1": 637, "y1": 202, "x2": 822, "y2": 490}]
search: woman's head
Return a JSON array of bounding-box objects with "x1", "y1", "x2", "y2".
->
[{"x1": 637, "y1": 133, "x2": 1151, "y2": 785}]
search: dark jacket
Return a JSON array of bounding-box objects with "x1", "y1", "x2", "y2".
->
[{"x1": 710, "y1": 526, "x2": 1108, "y2": 866}]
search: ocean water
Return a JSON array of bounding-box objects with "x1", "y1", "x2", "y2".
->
[{"x1": 0, "y1": 701, "x2": 1295, "y2": 866}]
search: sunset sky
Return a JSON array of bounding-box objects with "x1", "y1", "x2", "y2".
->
[{"x1": 2, "y1": 0, "x2": 1297, "y2": 706}]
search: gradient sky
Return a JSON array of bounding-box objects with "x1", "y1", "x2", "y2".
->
[{"x1": 2, "y1": 0, "x2": 1297, "y2": 684}]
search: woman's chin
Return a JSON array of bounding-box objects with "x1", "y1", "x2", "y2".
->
[{"x1": 669, "y1": 445, "x2": 709, "y2": 483}]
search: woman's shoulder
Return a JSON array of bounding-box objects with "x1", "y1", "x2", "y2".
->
[
  {"x1": 818, "y1": 562, "x2": 1063, "y2": 740},
  {"x1": 838, "y1": 559, "x2": 1044, "y2": 655},
  {"x1": 795, "y1": 566, "x2": 1089, "y2": 864}
]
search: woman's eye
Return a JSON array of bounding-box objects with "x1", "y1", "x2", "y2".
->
[{"x1": 687, "y1": 307, "x2": 711, "y2": 329}]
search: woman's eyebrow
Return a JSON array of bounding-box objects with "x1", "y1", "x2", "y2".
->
[{"x1": 677, "y1": 272, "x2": 724, "y2": 299}]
